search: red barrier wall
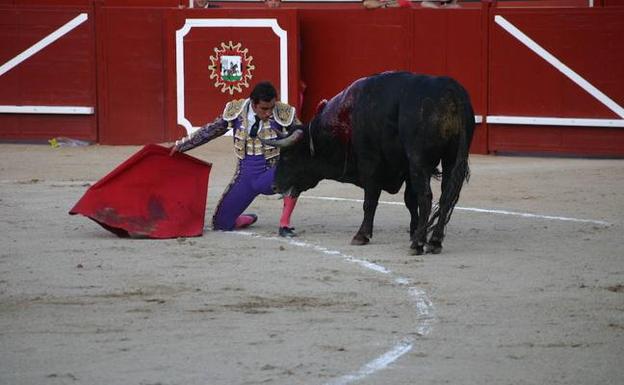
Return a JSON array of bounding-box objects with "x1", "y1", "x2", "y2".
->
[
  {"x1": 298, "y1": 9, "x2": 414, "y2": 118},
  {"x1": 488, "y1": 7, "x2": 624, "y2": 156},
  {"x1": 0, "y1": 3, "x2": 97, "y2": 141},
  {"x1": 299, "y1": 6, "x2": 488, "y2": 153},
  {"x1": 1, "y1": 1, "x2": 623, "y2": 157},
  {"x1": 95, "y1": 5, "x2": 169, "y2": 144}
]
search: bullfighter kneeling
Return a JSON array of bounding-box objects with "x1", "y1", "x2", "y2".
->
[{"x1": 171, "y1": 81, "x2": 298, "y2": 237}]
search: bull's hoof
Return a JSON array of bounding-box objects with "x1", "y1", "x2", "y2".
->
[
  {"x1": 410, "y1": 242, "x2": 425, "y2": 255},
  {"x1": 425, "y1": 235, "x2": 442, "y2": 254},
  {"x1": 426, "y1": 240, "x2": 443, "y2": 254},
  {"x1": 351, "y1": 234, "x2": 370, "y2": 246}
]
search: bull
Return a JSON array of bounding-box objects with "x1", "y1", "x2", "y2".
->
[{"x1": 263, "y1": 72, "x2": 475, "y2": 255}]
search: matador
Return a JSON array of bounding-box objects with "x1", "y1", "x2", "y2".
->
[{"x1": 171, "y1": 81, "x2": 298, "y2": 237}]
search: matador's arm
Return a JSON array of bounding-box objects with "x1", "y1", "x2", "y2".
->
[{"x1": 174, "y1": 117, "x2": 229, "y2": 153}]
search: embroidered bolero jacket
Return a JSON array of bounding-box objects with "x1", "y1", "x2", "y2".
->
[{"x1": 175, "y1": 98, "x2": 298, "y2": 165}]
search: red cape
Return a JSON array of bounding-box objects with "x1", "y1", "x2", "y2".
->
[{"x1": 70, "y1": 144, "x2": 212, "y2": 238}]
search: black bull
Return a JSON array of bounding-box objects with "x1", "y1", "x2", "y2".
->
[{"x1": 263, "y1": 72, "x2": 475, "y2": 255}]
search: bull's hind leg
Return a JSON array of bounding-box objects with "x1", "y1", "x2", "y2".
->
[
  {"x1": 428, "y1": 200, "x2": 447, "y2": 254},
  {"x1": 351, "y1": 187, "x2": 381, "y2": 245},
  {"x1": 428, "y1": 156, "x2": 456, "y2": 254},
  {"x1": 408, "y1": 172, "x2": 432, "y2": 255}
]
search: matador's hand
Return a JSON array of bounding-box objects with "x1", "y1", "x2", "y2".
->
[{"x1": 169, "y1": 142, "x2": 180, "y2": 156}]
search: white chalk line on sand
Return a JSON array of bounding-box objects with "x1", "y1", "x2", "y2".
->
[
  {"x1": 325, "y1": 339, "x2": 414, "y2": 385},
  {"x1": 229, "y1": 190, "x2": 610, "y2": 383},
  {"x1": 301, "y1": 195, "x2": 611, "y2": 226},
  {"x1": 0, "y1": 180, "x2": 611, "y2": 226},
  {"x1": 230, "y1": 232, "x2": 434, "y2": 384}
]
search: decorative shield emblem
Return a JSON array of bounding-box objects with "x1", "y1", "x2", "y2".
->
[{"x1": 208, "y1": 41, "x2": 255, "y2": 95}]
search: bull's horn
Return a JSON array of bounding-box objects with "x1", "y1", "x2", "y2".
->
[{"x1": 260, "y1": 129, "x2": 304, "y2": 148}]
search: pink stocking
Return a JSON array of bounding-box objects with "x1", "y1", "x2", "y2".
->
[
  {"x1": 279, "y1": 196, "x2": 297, "y2": 228},
  {"x1": 234, "y1": 214, "x2": 257, "y2": 229}
]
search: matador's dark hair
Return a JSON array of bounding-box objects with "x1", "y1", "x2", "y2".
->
[{"x1": 250, "y1": 81, "x2": 278, "y2": 104}]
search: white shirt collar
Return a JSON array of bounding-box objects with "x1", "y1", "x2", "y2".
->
[{"x1": 247, "y1": 101, "x2": 257, "y2": 130}]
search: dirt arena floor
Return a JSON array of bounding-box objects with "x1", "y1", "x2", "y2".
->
[{"x1": 1, "y1": 139, "x2": 623, "y2": 385}]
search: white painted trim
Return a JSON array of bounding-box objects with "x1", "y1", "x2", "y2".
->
[
  {"x1": 475, "y1": 115, "x2": 483, "y2": 124},
  {"x1": 0, "y1": 13, "x2": 88, "y2": 77},
  {"x1": 176, "y1": 18, "x2": 288, "y2": 134},
  {"x1": 0, "y1": 105, "x2": 94, "y2": 114},
  {"x1": 494, "y1": 15, "x2": 624, "y2": 119},
  {"x1": 486, "y1": 116, "x2": 624, "y2": 128}
]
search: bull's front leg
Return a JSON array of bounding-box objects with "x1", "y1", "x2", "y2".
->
[
  {"x1": 351, "y1": 188, "x2": 381, "y2": 245},
  {"x1": 404, "y1": 179, "x2": 418, "y2": 239}
]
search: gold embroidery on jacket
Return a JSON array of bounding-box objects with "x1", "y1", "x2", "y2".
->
[
  {"x1": 258, "y1": 122, "x2": 279, "y2": 159},
  {"x1": 273, "y1": 102, "x2": 296, "y2": 126},
  {"x1": 223, "y1": 99, "x2": 248, "y2": 122},
  {"x1": 225, "y1": 99, "x2": 296, "y2": 161},
  {"x1": 233, "y1": 120, "x2": 281, "y2": 160},
  {"x1": 233, "y1": 128, "x2": 246, "y2": 159}
]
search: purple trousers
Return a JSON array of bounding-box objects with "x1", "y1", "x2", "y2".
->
[{"x1": 212, "y1": 155, "x2": 276, "y2": 231}]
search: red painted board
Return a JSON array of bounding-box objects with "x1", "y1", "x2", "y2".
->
[
  {"x1": 0, "y1": 6, "x2": 96, "y2": 142},
  {"x1": 99, "y1": 0, "x2": 181, "y2": 6},
  {"x1": 489, "y1": 124, "x2": 624, "y2": 157},
  {"x1": 0, "y1": 114, "x2": 96, "y2": 141},
  {"x1": 164, "y1": 8, "x2": 300, "y2": 142},
  {"x1": 0, "y1": 8, "x2": 94, "y2": 105},
  {"x1": 494, "y1": 1, "x2": 593, "y2": 7},
  {"x1": 70, "y1": 144, "x2": 212, "y2": 238},
  {"x1": 0, "y1": 1, "x2": 92, "y2": 5},
  {"x1": 489, "y1": 9, "x2": 624, "y2": 119},
  {"x1": 299, "y1": 9, "x2": 413, "y2": 122},
  {"x1": 96, "y1": 6, "x2": 167, "y2": 144},
  {"x1": 1, "y1": 1, "x2": 178, "y2": 4},
  {"x1": 488, "y1": 8, "x2": 624, "y2": 157}
]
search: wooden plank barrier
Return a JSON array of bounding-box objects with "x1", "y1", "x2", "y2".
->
[{"x1": 0, "y1": 0, "x2": 622, "y2": 156}]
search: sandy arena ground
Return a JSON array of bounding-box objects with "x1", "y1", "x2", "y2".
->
[{"x1": 1, "y1": 139, "x2": 623, "y2": 385}]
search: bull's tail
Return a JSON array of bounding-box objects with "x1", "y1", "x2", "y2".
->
[{"x1": 420, "y1": 87, "x2": 474, "y2": 238}]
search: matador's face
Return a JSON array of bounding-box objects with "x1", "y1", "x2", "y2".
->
[{"x1": 251, "y1": 98, "x2": 276, "y2": 122}]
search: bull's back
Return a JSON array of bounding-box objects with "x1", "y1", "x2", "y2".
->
[
  {"x1": 351, "y1": 71, "x2": 467, "y2": 136},
  {"x1": 377, "y1": 72, "x2": 472, "y2": 152},
  {"x1": 350, "y1": 72, "x2": 455, "y2": 154},
  {"x1": 351, "y1": 72, "x2": 473, "y2": 176}
]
